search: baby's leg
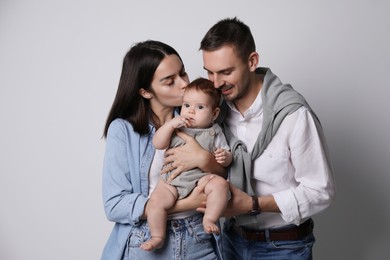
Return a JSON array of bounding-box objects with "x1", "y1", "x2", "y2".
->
[
  {"x1": 201, "y1": 175, "x2": 229, "y2": 234},
  {"x1": 140, "y1": 179, "x2": 178, "y2": 251}
]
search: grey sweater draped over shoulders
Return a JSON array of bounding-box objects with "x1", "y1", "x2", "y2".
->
[{"x1": 218, "y1": 67, "x2": 324, "y2": 225}]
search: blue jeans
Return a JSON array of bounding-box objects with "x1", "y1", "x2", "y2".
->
[
  {"x1": 125, "y1": 213, "x2": 221, "y2": 260},
  {"x1": 222, "y1": 222, "x2": 315, "y2": 260}
]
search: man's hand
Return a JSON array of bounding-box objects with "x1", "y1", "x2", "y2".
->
[
  {"x1": 223, "y1": 183, "x2": 252, "y2": 217},
  {"x1": 196, "y1": 182, "x2": 252, "y2": 217}
]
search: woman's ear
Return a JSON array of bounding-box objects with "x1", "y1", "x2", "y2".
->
[
  {"x1": 248, "y1": 51, "x2": 259, "y2": 72},
  {"x1": 139, "y1": 88, "x2": 153, "y2": 99}
]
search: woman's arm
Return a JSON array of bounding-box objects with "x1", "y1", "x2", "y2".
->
[{"x1": 103, "y1": 120, "x2": 148, "y2": 224}]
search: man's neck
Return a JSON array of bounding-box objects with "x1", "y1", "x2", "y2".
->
[{"x1": 234, "y1": 73, "x2": 264, "y2": 115}]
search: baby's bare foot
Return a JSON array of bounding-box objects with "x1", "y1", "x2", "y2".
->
[
  {"x1": 203, "y1": 218, "x2": 220, "y2": 235},
  {"x1": 140, "y1": 237, "x2": 165, "y2": 251}
]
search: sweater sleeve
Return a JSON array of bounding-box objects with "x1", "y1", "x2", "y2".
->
[{"x1": 102, "y1": 120, "x2": 148, "y2": 225}]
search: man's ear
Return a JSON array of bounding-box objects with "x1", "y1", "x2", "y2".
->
[
  {"x1": 212, "y1": 107, "x2": 221, "y2": 121},
  {"x1": 248, "y1": 51, "x2": 259, "y2": 72},
  {"x1": 139, "y1": 88, "x2": 153, "y2": 99}
]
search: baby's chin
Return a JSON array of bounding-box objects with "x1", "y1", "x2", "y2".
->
[{"x1": 192, "y1": 123, "x2": 212, "y2": 129}]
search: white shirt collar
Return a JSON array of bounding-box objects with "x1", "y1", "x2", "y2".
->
[{"x1": 226, "y1": 89, "x2": 263, "y2": 119}]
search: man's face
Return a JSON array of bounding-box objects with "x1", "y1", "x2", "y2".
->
[{"x1": 202, "y1": 45, "x2": 251, "y2": 103}]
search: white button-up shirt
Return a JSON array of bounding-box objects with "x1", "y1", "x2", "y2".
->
[{"x1": 225, "y1": 90, "x2": 335, "y2": 229}]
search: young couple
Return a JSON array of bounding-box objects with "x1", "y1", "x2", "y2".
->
[{"x1": 101, "y1": 17, "x2": 335, "y2": 260}]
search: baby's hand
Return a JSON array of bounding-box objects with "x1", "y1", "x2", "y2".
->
[
  {"x1": 169, "y1": 116, "x2": 190, "y2": 129},
  {"x1": 214, "y1": 148, "x2": 232, "y2": 167}
]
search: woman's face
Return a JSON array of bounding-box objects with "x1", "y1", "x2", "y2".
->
[{"x1": 149, "y1": 54, "x2": 189, "y2": 108}]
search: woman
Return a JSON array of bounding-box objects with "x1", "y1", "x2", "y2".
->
[{"x1": 101, "y1": 40, "x2": 224, "y2": 260}]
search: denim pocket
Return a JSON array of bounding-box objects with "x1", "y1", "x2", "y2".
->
[
  {"x1": 188, "y1": 217, "x2": 213, "y2": 243},
  {"x1": 270, "y1": 233, "x2": 315, "y2": 259},
  {"x1": 128, "y1": 223, "x2": 151, "y2": 247}
]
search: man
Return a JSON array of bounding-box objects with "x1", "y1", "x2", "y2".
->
[{"x1": 165, "y1": 17, "x2": 335, "y2": 259}]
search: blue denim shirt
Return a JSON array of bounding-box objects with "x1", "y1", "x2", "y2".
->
[
  {"x1": 101, "y1": 119, "x2": 155, "y2": 259},
  {"x1": 101, "y1": 118, "x2": 222, "y2": 260}
]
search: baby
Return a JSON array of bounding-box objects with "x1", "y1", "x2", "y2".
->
[{"x1": 141, "y1": 77, "x2": 232, "y2": 251}]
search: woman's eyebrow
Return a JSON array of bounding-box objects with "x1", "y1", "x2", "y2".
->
[{"x1": 159, "y1": 74, "x2": 174, "y2": 82}]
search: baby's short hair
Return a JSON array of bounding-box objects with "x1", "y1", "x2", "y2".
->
[{"x1": 185, "y1": 77, "x2": 221, "y2": 108}]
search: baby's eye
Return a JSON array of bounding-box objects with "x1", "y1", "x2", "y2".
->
[
  {"x1": 197, "y1": 105, "x2": 204, "y2": 110},
  {"x1": 183, "y1": 103, "x2": 190, "y2": 108}
]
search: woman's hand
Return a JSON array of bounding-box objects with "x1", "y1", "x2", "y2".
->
[
  {"x1": 162, "y1": 131, "x2": 208, "y2": 181},
  {"x1": 162, "y1": 131, "x2": 226, "y2": 181}
]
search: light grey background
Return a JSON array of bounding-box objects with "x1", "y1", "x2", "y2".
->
[{"x1": 1, "y1": 0, "x2": 389, "y2": 259}]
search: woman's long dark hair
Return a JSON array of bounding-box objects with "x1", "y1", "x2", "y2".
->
[{"x1": 103, "y1": 40, "x2": 183, "y2": 138}]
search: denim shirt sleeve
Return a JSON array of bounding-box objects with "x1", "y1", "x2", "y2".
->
[{"x1": 102, "y1": 119, "x2": 149, "y2": 226}]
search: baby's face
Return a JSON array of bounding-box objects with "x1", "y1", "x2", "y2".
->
[{"x1": 180, "y1": 89, "x2": 217, "y2": 128}]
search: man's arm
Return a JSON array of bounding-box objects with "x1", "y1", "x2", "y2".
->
[{"x1": 197, "y1": 182, "x2": 280, "y2": 217}]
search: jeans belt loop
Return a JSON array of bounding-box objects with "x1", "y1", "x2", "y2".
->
[{"x1": 264, "y1": 229, "x2": 271, "y2": 242}]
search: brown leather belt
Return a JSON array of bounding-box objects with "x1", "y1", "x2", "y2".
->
[{"x1": 232, "y1": 219, "x2": 313, "y2": 241}]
